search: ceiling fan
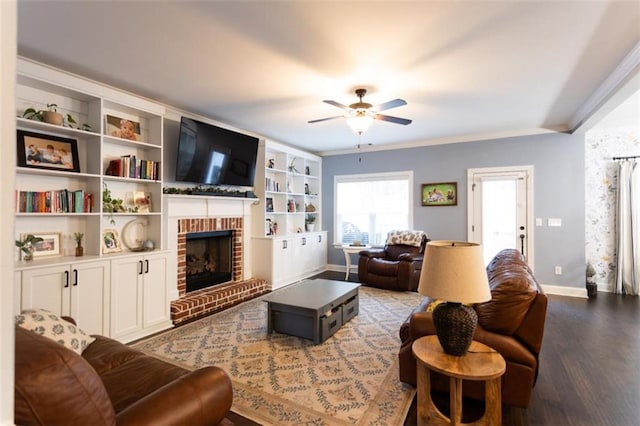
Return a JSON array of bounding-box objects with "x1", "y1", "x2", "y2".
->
[{"x1": 308, "y1": 88, "x2": 412, "y2": 134}]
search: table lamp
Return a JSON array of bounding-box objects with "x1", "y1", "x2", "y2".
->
[{"x1": 417, "y1": 241, "x2": 491, "y2": 356}]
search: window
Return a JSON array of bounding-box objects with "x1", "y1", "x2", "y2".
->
[{"x1": 334, "y1": 171, "x2": 413, "y2": 246}]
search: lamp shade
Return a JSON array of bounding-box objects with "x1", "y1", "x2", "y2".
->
[
  {"x1": 418, "y1": 241, "x2": 491, "y2": 304},
  {"x1": 346, "y1": 110, "x2": 374, "y2": 134}
]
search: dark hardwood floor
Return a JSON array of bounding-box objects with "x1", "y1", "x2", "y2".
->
[{"x1": 400, "y1": 291, "x2": 640, "y2": 426}]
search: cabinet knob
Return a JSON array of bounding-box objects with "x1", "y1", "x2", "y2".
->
[
  {"x1": 73, "y1": 269, "x2": 78, "y2": 286},
  {"x1": 64, "y1": 270, "x2": 69, "y2": 288},
  {"x1": 139, "y1": 260, "x2": 144, "y2": 275},
  {"x1": 282, "y1": 240, "x2": 288, "y2": 249},
  {"x1": 145, "y1": 259, "x2": 150, "y2": 274},
  {"x1": 302, "y1": 237, "x2": 306, "y2": 246}
]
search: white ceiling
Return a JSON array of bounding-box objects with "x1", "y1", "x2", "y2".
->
[{"x1": 17, "y1": 1, "x2": 640, "y2": 155}]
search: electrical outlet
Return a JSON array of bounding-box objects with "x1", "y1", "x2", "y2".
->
[{"x1": 555, "y1": 266, "x2": 562, "y2": 275}]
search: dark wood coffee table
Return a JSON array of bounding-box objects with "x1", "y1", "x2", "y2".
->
[{"x1": 264, "y1": 279, "x2": 360, "y2": 344}]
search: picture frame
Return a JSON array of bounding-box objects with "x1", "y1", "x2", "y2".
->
[
  {"x1": 133, "y1": 191, "x2": 151, "y2": 213},
  {"x1": 25, "y1": 232, "x2": 62, "y2": 258},
  {"x1": 17, "y1": 130, "x2": 80, "y2": 172},
  {"x1": 421, "y1": 182, "x2": 458, "y2": 206},
  {"x1": 105, "y1": 114, "x2": 141, "y2": 141},
  {"x1": 266, "y1": 197, "x2": 274, "y2": 212},
  {"x1": 102, "y1": 228, "x2": 123, "y2": 254}
]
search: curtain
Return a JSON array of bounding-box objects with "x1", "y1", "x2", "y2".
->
[{"x1": 615, "y1": 160, "x2": 639, "y2": 295}]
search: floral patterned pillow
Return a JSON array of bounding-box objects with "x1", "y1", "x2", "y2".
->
[
  {"x1": 15, "y1": 308, "x2": 95, "y2": 355},
  {"x1": 386, "y1": 230, "x2": 426, "y2": 247}
]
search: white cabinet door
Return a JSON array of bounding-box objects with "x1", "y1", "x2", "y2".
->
[
  {"x1": 19, "y1": 261, "x2": 110, "y2": 336},
  {"x1": 20, "y1": 265, "x2": 70, "y2": 317},
  {"x1": 300, "y1": 232, "x2": 326, "y2": 276},
  {"x1": 272, "y1": 238, "x2": 291, "y2": 290},
  {"x1": 69, "y1": 261, "x2": 111, "y2": 336},
  {"x1": 111, "y1": 253, "x2": 171, "y2": 342},
  {"x1": 288, "y1": 236, "x2": 303, "y2": 282},
  {"x1": 142, "y1": 252, "x2": 170, "y2": 329},
  {"x1": 110, "y1": 256, "x2": 143, "y2": 339}
]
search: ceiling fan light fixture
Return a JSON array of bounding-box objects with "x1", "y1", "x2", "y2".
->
[{"x1": 347, "y1": 110, "x2": 374, "y2": 134}]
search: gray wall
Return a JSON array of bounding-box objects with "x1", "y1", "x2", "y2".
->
[{"x1": 322, "y1": 132, "x2": 585, "y2": 288}]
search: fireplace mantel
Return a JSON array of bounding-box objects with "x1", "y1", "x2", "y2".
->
[{"x1": 164, "y1": 194, "x2": 258, "y2": 217}]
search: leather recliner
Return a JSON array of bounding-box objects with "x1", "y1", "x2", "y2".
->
[
  {"x1": 398, "y1": 248, "x2": 548, "y2": 408},
  {"x1": 358, "y1": 230, "x2": 428, "y2": 291}
]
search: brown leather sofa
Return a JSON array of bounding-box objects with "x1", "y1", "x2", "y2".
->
[
  {"x1": 398, "y1": 248, "x2": 547, "y2": 408},
  {"x1": 358, "y1": 231, "x2": 428, "y2": 291},
  {"x1": 15, "y1": 319, "x2": 233, "y2": 425}
]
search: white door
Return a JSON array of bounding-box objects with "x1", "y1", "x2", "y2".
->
[{"x1": 467, "y1": 166, "x2": 534, "y2": 267}]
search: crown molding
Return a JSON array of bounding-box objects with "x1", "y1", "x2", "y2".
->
[{"x1": 569, "y1": 41, "x2": 640, "y2": 133}]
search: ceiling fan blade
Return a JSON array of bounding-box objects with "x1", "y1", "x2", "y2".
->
[
  {"x1": 373, "y1": 98, "x2": 407, "y2": 111},
  {"x1": 308, "y1": 115, "x2": 344, "y2": 124},
  {"x1": 374, "y1": 114, "x2": 412, "y2": 125},
  {"x1": 323, "y1": 100, "x2": 350, "y2": 110}
]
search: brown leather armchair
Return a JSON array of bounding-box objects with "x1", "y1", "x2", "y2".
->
[
  {"x1": 398, "y1": 249, "x2": 547, "y2": 408},
  {"x1": 358, "y1": 230, "x2": 428, "y2": 291}
]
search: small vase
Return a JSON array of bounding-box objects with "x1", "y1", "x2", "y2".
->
[
  {"x1": 75, "y1": 246, "x2": 84, "y2": 257},
  {"x1": 22, "y1": 248, "x2": 34, "y2": 261}
]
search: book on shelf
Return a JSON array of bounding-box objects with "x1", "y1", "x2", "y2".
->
[
  {"x1": 104, "y1": 155, "x2": 160, "y2": 180},
  {"x1": 16, "y1": 189, "x2": 93, "y2": 213},
  {"x1": 265, "y1": 177, "x2": 281, "y2": 192}
]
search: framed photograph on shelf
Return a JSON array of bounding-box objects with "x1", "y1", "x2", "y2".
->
[
  {"x1": 105, "y1": 114, "x2": 141, "y2": 141},
  {"x1": 421, "y1": 182, "x2": 458, "y2": 206},
  {"x1": 133, "y1": 191, "x2": 151, "y2": 213},
  {"x1": 102, "y1": 229, "x2": 123, "y2": 254},
  {"x1": 25, "y1": 232, "x2": 62, "y2": 258},
  {"x1": 266, "y1": 197, "x2": 274, "y2": 212},
  {"x1": 17, "y1": 130, "x2": 80, "y2": 172}
]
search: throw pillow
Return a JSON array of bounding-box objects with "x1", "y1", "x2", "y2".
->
[
  {"x1": 15, "y1": 308, "x2": 95, "y2": 355},
  {"x1": 386, "y1": 230, "x2": 426, "y2": 247}
]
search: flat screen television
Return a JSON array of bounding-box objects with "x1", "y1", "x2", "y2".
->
[{"x1": 175, "y1": 117, "x2": 259, "y2": 187}]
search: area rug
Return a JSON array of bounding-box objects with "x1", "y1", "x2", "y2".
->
[{"x1": 132, "y1": 284, "x2": 422, "y2": 425}]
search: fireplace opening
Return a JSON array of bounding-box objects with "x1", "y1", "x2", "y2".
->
[{"x1": 186, "y1": 230, "x2": 233, "y2": 293}]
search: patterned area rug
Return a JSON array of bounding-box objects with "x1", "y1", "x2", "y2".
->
[{"x1": 132, "y1": 284, "x2": 422, "y2": 425}]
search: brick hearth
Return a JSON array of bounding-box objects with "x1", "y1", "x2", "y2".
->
[{"x1": 170, "y1": 217, "x2": 269, "y2": 325}]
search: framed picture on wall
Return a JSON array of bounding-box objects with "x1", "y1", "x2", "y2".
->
[{"x1": 421, "y1": 182, "x2": 457, "y2": 206}]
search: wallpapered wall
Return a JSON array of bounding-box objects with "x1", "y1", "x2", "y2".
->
[{"x1": 585, "y1": 129, "x2": 639, "y2": 291}]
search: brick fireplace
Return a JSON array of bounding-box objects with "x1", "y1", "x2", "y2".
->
[{"x1": 169, "y1": 213, "x2": 269, "y2": 325}]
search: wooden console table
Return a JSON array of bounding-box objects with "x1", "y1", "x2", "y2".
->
[{"x1": 412, "y1": 335, "x2": 506, "y2": 425}]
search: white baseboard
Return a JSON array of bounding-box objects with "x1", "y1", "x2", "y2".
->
[
  {"x1": 327, "y1": 263, "x2": 352, "y2": 273},
  {"x1": 541, "y1": 284, "x2": 588, "y2": 298}
]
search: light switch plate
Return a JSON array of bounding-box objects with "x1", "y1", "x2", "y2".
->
[
  {"x1": 536, "y1": 218, "x2": 543, "y2": 226},
  {"x1": 548, "y1": 218, "x2": 562, "y2": 227}
]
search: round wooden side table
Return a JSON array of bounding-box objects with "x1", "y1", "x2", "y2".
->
[{"x1": 412, "y1": 335, "x2": 506, "y2": 426}]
